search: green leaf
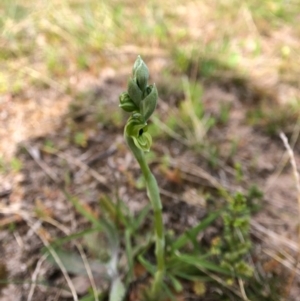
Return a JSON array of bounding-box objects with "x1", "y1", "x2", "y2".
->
[
  {"x1": 167, "y1": 253, "x2": 211, "y2": 270},
  {"x1": 125, "y1": 229, "x2": 134, "y2": 285},
  {"x1": 168, "y1": 275, "x2": 183, "y2": 293},
  {"x1": 171, "y1": 211, "x2": 221, "y2": 252},
  {"x1": 171, "y1": 271, "x2": 210, "y2": 282},
  {"x1": 138, "y1": 255, "x2": 156, "y2": 274},
  {"x1": 176, "y1": 254, "x2": 233, "y2": 276},
  {"x1": 49, "y1": 228, "x2": 100, "y2": 248}
]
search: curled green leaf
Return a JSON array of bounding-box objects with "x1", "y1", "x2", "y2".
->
[
  {"x1": 125, "y1": 114, "x2": 152, "y2": 152},
  {"x1": 125, "y1": 113, "x2": 145, "y2": 136},
  {"x1": 132, "y1": 131, "x2": 152, "y2": 152}
]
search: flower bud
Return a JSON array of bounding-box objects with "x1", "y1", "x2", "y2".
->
[
  {"x1": 133, "y1": 56, "x2": 149, "y2": 92},
  {"x1": 119, "y1": 92, "x2": 138, "y2": 112},
  {"x1": 133, "y1": 55, "x2": 144, "y2": 75},
  {"x1": 127, "y1": 78, "x2": 142, "y2": 107},
  {"x1": 140, "y1": 84, "x2": 158, "y2": 121}
]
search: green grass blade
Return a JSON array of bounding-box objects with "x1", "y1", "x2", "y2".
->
[
  {"x1": 167, "y1": 252, "x2": 211, "y2": 269},
  {"x1": 125, "y1": 229, "x2": 134, "y2": 285},
  {"x1": 168, "y1": 274, "x2": 183, "y2": 293},
  {"x1": 100, "y1": 196, "x2": 129, "y2": 228},
  {"x1": 171, "y1": 210, "x2": 221, "y2": 252},
  {"x1": 161, "y1": 282, "x2": 177, "y2": 301},
  {"x1": 48, "y1": 228, "x2": 101, "y2": 248},
  {"x1": 138, "y1": 255, "x2": 156, "y2": 274},
  {"x1": 176, "y1": 254, "x2": 233, "y2": 276},
  {"x1": 171, "y1": 271, "x2": 210, "y2": 282}
]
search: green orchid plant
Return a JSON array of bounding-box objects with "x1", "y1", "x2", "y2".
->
[{"x1": 119, "y1": 56, "x2": 164, "y2": 298}]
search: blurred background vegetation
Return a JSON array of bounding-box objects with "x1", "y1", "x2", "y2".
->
[
  {"x1": 1, "y1": 0, "x2": 300, "y2": 96},
  {"x1": 1, "y1": 0, "x2": 300, "y2": 159},
  {"x1": 0, "y1": 0, "x2": 300, "y2": 153}
]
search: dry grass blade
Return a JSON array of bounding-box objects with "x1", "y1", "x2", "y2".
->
[
  {"x1": 198, "y1": 267, "x2": 251, "y2": 301},
  {"x1": 25, "y1": 144, "x2": 100, "y2": 300},
  {"x1": 263, "y1": 248, "x2": 300, "y2": 276},
  {"x1": 238, "y1": 278, "x2": 249, "y2": 301},
  {"x1": 265, "y1": 120, "x2": 300, "y2": 193},
  {"x1": 279, "y1": 132, "x2": 300, "y2": 204},
  {"x1": 43, "y1": 216, "x2": 100, "y2": 301},
  {"x1": 27, "y1": 254, "x2": 48, "y2": 301},
  {"x1": 279, "y1": 132, "x2": 300, "y2": 298},
  {"x1": 22, "y1": 217, "x2": 79, "y2": 301},
  {"x1": 250, "y1": 220, "x2": 299, "y2": 253},
  {"x1": 168, "y1": 158, "x2": 222, "y2": 190},
  {"x1": 0, "y1": 206, "x2": 78, "y2": 301},
  {"x1": 55, "y1": 151, "x2": 108, "y2": 188},
  {"x1": 25, "y1": 144, "x2": 60, "y2": 184},
  {"x1": 0, "y1": 203, "x2": 99, "y2": 300}
]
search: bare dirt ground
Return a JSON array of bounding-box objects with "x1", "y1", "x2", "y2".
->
[{"x1": 0, "y1": 63, "x2": 300, "y2": 301}]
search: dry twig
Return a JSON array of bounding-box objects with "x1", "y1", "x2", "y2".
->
[
  {"x1": 23, "y1": 216, "x2": 79, "y2": 301},
  {"x1": 27, "y1": 254, "x2": 48, "y2": 301},
  {"x1": 279, "y1": 132, "x2": 300, "y2": 298}
]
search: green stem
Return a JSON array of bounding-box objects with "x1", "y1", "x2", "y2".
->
[{"x1": 125, "y1": 134, "x2": 165, "y2": 297}]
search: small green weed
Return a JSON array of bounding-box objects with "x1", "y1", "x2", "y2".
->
[{"x1": 74, "y1": 132, "x2": 88, "y2": 148}]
